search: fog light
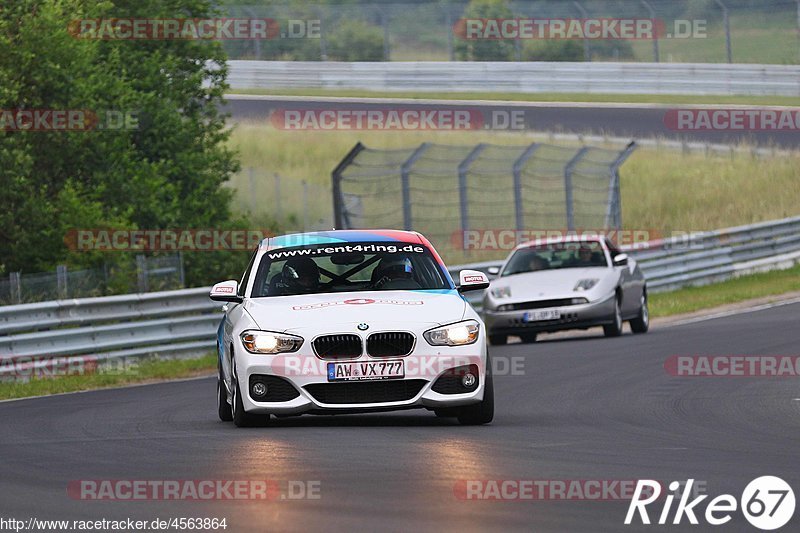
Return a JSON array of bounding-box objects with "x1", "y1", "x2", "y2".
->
[
  {"x1": 251, "y1": 381, "x2": 268, "y2": 398},
  {"x1": 461, "y1": 373, "x2": 477, "y2": 388}
]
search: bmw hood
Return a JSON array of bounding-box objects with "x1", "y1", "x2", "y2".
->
[
  {"x1": 243, "y1": 289, "x2": 466, "y2": 332},
  {"x1": 490, "y1": 267, "x2": 617, "y2": 302}
]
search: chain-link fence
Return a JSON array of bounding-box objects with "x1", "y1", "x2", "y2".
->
[
  {"x1": 332, "y1": 141, "x2": 637, "y2": 261},
  {"x1": 0, "y1": 254, "x2": 184, "y2": 305},
  {"x1": 222, "y1": 1, "x2": 800, "y2": 64}
]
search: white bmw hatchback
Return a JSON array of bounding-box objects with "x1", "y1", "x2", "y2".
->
[{"x1": 211, "y1": 230, "x2": 493, "y2": 427}]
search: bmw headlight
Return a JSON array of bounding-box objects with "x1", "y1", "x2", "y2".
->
[
  {"x1": 423, "y1": 320, "x2": 480, "y2": 346},
  {"x1": 490, "y1": 286, "x2": 511, "y2": 298},
  {"x1": 241, "y1": 330, "x2": 303, "y2": 354},
  {"x1": 573, "y1": 279, "x2": 599, "y2": 292}
]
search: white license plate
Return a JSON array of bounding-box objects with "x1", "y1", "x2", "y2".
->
[
  {"x1": 327, "y1": 360, "x2": 405, "y2": 382},
  {"x1": 522, "y1": 309, "x2": 561, "y2": 322}
]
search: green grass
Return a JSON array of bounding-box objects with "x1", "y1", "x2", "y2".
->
[
  {"x1": 0, "y1": 354, "x2": 216, "y2": 401},
  {"x1": 650, "y1": 264, "x2": 800, "y2": 318},
  {"x1": 227, "y1": 88, "x2": 800, "y2": 107}
]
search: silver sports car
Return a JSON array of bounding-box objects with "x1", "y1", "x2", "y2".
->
[{"x1": 483, "y1": 236, "x2": 649, "y2": 345}]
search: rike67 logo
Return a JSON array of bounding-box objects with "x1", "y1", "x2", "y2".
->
[{"x1": 625, "y1": 477, "x2": 795, "y2": 530}]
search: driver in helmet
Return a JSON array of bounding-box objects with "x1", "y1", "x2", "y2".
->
[
  {"x1": 372, "y1": 255, "x2": 415, "y2": 289},
  {"x1": 280, "y1": 257, "x2": 320, "y2": 294}
]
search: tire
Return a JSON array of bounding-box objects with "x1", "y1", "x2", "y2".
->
[
  {"x1": 603, "y1": 295, "x2": 623, "y2": 338},
  {"x1": 630, "y1": 291, "x2": 650, "y2": 334},
  {"x1": 488, "y1": 334, "x2": 507, "y2": 346},
  {"x1": 217, "y1": 362, "x2": 233, "y2": 422},
  {"x1": 231, "y1": 360, "x2": 268, "y2": 428},
  {"x1": 457, "y1": 357, "x2": 494, "y2": 426},
  {"x1": 519, "y1": 333, "x2": 537, "y2": 343}
]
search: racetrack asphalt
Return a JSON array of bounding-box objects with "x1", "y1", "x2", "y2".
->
[
  {"x1": 225, "y1": 95, "x2": 800, "y2": 150},
  {"x1": 1, "y1": 301, "x2": 798, "y2": 532}
]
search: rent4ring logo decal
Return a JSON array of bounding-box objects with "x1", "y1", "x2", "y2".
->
[{"x1": 625, "y1": 477, "x2": 795, "y2": 530}]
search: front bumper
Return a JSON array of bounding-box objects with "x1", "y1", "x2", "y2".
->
[
  {"x1": 236, "y1": 346, "x2": 488, "y2": 415},
  {"x1": 484, "y1": 293, "x2": 617, "y2": 335}
]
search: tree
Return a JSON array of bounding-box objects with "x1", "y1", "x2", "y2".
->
[
  {"x1": 454, "y1": 0, "x2": 516, "y2": 61},
  {"x1": 0, "y1": 0, "x2": 243, "y2": 286}
]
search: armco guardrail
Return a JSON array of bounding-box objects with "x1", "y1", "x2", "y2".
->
[
  {"x1": 228, "y1": 61, "x2": 800, "y2": 96},
  {"x1": 2, "y1": 216, "x2": 800, "y2": 374}
]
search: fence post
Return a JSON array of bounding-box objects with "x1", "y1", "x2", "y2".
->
[
  {"x1": 331, "y1": 142, "x2": 365, "y2": 229},
  {"x1": 445, "y1": 3, "x2": 455, "y2": 61},
  {"x1": 10, "y1": 272, "x2": 21, "y2": 304},
  {"x1": 318, "y1": 7, "x2": 327, "y2": 60},
  {"x1": 274, "y1": 173, "x2": 282, "y2": 221},
  {"x1": 512, "y1": 143, "x2": 541, "y2": 231},
  {"x1": 564, "y1": 147, "x2": 590, "y2": 231},
  {"x1": 302, "y1": 180, "x2": 309, "y2": 232},
  {"x1": 641, "y1": 0, "x2": 660, "y2": 62},
  {"x1": 714, "y1": 0, "x2": 732, "y2": 63},
  {"x1": 400, "y1": 143, "x2": 431, "y2": 231},
  {"x1": 56, "y1": 265, "x2": 68, "y2": 299},
  {"x1": 136, "y1": 255, "x2": 148, "y2": 293},
  {"x1": 457, "y1": 144, "x2": 487, "y2": 234},
  {"x1": 605, "y1": 142, "x2": 638, "y2": 230},
  {"x1": 382, "y1": 10, "x2": 391, "y2": 61},
  {"x1": 572, "y1": 1, "x2": 591, "y2": 61},
  {"x1": 177, "y1": 252, "x2": 185, "y2": 288}
]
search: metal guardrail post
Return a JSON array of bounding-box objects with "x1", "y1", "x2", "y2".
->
[
  {"x1": 512, "y1": 143, "x2": 541, "y2": 231},
  {"x1": 400, "y1": 143, "x2": 431, "y2": 231},
  {"x1": 564, "y1": 147, "x2": 590, "y2": 231},
  {"x1": 641, "y1": 0, "x2": 660, "y2": 62},
  {"x1": 457, "y1": 144, "x2": 487, "y2": 233},
  {"x1": 331, "y1": 142, "x2": 365, "y2": 229}
]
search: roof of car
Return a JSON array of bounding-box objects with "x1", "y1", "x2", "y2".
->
[{"x1": 260, "y1": 229, "x2": 424, "y2": 250}]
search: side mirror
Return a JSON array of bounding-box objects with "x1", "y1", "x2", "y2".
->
[
  {"x1": 457, "y1": 270, "x2": 490, "y2": 293},
  {"x1": 210, "y1": 280, "x2": 243, "y2": 303},
  {"x1": 613, "y1": 253, "x2": 629, "y2": 267},
  {"x1": 487, "y1": 266, "x2": 500, "y2": 276}
]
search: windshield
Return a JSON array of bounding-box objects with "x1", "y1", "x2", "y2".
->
[
  {"x1": 250, "y1": 242, "x2": 451, "y2": 297},
  {"x1": 501, "y1": 241, "x2": 608, "y2": 277}
]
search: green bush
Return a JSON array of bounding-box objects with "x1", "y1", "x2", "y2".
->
[
  {"x1": 455, "y1": 0, "x2": 516, "y2": 61},
  {"x1": 327, "y1": 20, "x2": 384, "y2": 61},
  {"x1": 523, "y1": 40, "x2": 584, "y2": 62}
]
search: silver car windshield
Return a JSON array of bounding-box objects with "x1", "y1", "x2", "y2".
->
[{"x1": 501, "y1": 241, "x2": 608, "y2": 277}]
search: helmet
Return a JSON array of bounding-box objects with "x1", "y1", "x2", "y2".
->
[
  {"x1": 373, "y1": 256, "x2": 414, "y2": 281},
  {"x1": 282, "y1": 257, "x2": 319, "y2": 292}
]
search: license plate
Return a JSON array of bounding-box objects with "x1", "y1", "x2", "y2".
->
[
  {"x1": 522, "y1": 309, "x2": 561, "y2": 322},
  {"x1": 327, "y1": 360, "x2": 405, "y2": 382}
]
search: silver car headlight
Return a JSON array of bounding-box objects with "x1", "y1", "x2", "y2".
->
[
  {"x1": 241, "y1": 330, "x2": 303, "y2": 354},
  {"x1": 573, "y1": 278, "x2": 599, "y2": 291},
  {"x1": 423, "y1": 320, "x2": 480, "y2": 346},
  {"x1": 490, "y1": 286, "x2": 511, "y2": 298}
]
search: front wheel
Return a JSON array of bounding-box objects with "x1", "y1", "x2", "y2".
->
[
  {"x1": 603, "y1": 296, "x2": 623, "y2": 337},
  {"x1": 630, "y1": 292, "x2": 650, "y2": 334}
]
